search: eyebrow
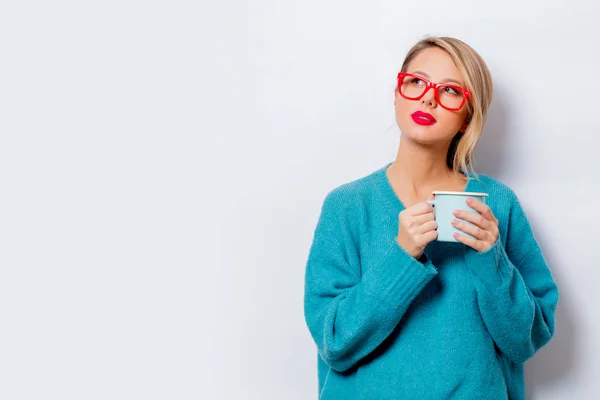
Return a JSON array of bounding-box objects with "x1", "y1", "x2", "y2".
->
[{"x1": 411, "y1": 70, "x2": 463, "y2": 86}]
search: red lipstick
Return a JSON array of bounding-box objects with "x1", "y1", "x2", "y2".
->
[{"x1": 411, "y1": 111, "x2": 437, "y2": 126}]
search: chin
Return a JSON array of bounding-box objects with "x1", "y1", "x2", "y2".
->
[
  {"x1": 401, "y1": 125, "x2": 443, "y2": 144},
  {"x1": 399, "y1": 119, "x2": 457, "y2": 145}
]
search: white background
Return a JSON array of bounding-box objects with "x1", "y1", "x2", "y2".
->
[{"x1": 0, "y1": 0, "x2": 598, "y2": 399}]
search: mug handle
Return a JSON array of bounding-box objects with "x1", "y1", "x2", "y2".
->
[{"x1": 426, "y1": 200, "x2": 435, "y2": 218}]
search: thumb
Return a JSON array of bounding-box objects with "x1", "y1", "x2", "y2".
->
[{"x1": 428, "y1": 193, "x2": 435, "y2": 201}]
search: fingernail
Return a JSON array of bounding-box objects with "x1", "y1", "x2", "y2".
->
[
  {"x1": 466, "y1": 198, "x2": 472, "y2": 204},
  {"x1": 452, "y1": 219, "x2": 459, "y2": 225},
  {"x1": 453, "y1": 210, "x2": 460, "y2": 216}
]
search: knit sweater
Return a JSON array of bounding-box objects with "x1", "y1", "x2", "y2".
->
[{"x1": 303, "y1": 162, "x2": 559, "y2": 400}]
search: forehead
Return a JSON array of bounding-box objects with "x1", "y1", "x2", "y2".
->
[{"x1": 406, "y1": 47, "x2": 462, "y2": 82}]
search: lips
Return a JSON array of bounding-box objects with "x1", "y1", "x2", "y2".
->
[{"x1": 411, "y1": 111, "x2": 437, "y2": 126}]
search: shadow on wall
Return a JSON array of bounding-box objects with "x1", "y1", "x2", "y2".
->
[
  {"x1": 473, "y1": 87, "x2": 510, "y2": 179},
  {"x1": 525, "y1": 227, "x2": 577, "y2": 399},
  {"x1": 476, "y1": 89, "x2": 577, "y2": 399}
]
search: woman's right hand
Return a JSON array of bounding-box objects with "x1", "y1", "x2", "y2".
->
[{"x1": 396, "y1": 194, "x2": 437, "y2": 259}]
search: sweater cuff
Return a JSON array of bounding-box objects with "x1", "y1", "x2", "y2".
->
[
  {"x1": 361, "y1": 241, "x2": 438, "y2": 301},
  {"x1": 463, "y1": 238, "x2": 513, "y2": 286}
]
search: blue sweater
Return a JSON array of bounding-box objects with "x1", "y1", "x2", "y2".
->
[{"x1": 303, "y1": 163, "x2": 559, "y2": 399}]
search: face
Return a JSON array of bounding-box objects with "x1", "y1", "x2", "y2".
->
[{"x1": 394, "y1": 47, "x2": 470, "y2": 145}]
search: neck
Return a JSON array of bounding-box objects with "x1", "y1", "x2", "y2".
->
[{"x1": 388, "y1": 135, "x2": 465, "y2": 196}]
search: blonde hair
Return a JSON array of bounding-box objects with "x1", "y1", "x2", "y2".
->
[{"x1": 398, "y1": 36, "x2": 493, "y2": 179}]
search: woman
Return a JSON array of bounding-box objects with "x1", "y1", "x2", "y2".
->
[{"x1": 303, "y1": 36, "x2": 559, "y2": 400}]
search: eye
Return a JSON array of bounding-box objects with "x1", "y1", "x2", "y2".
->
[
  {"x1": 442, "y1": 86, "x2": 460, "y2": 95},
  {"x1": 410, "y1": 77, "x2": 425, "y2": 85}
]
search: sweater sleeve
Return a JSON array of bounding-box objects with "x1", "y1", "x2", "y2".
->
[
  {"x1": 463, "y1": 191, "x2": 559, "y2": 364},
  {"x1": 303, "y1": 190, "x2": 438, "y2": 372}
]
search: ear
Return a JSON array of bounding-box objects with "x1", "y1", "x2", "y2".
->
[
  {"x1": 460, "y1": 114, "x2": 471, "y2": 132},
  {"x1": 393, "y1": 89, "x2": 398, "y2": 107}
]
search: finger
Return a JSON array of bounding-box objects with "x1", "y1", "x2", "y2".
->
[
  {"x1": 452, "y1": 218, "x2": 488, "y2": 241},
  {"x1": 452, "y1": 209, "x2": 491, "y2": 231},
  {"x1": 453, "y1": 232, "x2": 484, "y2": 252},
  {"x1": 466, "y1": 198, "x2": 496, "y2": 222},
  {"x1": 418, "y1": 220, "x2": 437, "y2": 234},
  {"x1": 409, "y1": 201, "x2": 434, "y2": 216},
  {"x1": 419, "y1": 229, "x2": 438, "y2": 244},
  {"x1": 413, "y1": 212, "x2": 435, "y2": 225},
  {"x1": 428, "y1": 193, "x2": 435, "y2": 201}
]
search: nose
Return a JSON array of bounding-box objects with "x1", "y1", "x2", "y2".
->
[{"x1": 420, "y1": 87, "x2": 437, "y2": 108}]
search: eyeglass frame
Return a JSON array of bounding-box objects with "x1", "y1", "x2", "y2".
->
[{"x1": 396, "y1": 72, "x2": 472, "y2": 111}]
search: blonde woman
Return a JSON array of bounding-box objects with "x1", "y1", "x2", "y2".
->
[{"x1": 303, "y1": 37, "x2": 559, "y2": 399}]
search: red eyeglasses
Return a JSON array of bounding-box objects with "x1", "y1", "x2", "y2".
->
[{"x1": 397, "y1": 72, "x2": 471, "y2": 111}]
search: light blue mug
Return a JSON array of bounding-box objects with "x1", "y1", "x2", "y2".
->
[{"x1": 426, "y1": 191, "x2": 489, "y2": 242}]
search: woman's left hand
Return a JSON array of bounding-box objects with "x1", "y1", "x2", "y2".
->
[{"x1": 452, "y1": 198, "x2": 500, "y2": 253}]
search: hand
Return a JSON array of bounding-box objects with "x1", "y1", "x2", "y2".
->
[
  {"x1": 396, "y1": 194, "x2": 438, "y2": 259},
  {"x1": 451, "y1": 198, "x2": 499, "y2": 253}
]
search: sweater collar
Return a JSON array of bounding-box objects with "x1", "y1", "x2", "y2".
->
[{"x1": 374, "y1": 162, "x2": 480, "y2": 215}]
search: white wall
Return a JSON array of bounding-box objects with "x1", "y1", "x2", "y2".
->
[{"x1": 1, "y1": 0, "x2": 598, "y2": 399}]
